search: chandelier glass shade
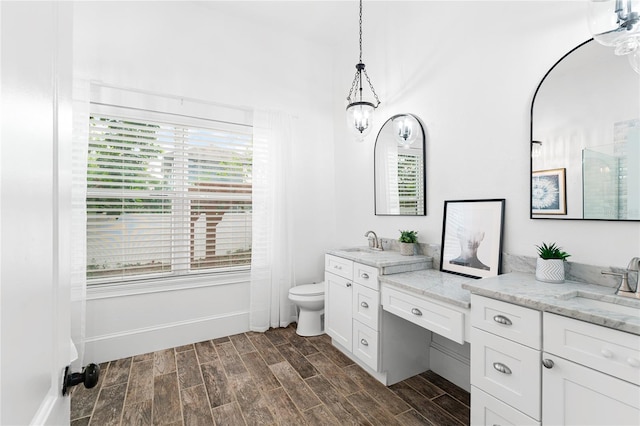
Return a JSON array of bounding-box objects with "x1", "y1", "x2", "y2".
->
[
  {"x1": 588, "y1": 0, "x2": 640, "y2": 55},
  {"x1": 393, "y1": 114, "x2": 419, "y2": 146}
]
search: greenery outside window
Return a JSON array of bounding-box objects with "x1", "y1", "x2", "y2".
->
[
  {"x1": 397, "y1": 152, "x2": 424, "y2": 215},
  {"x1": 86, "y1": 112, "x2": 253, "y2": 284}
]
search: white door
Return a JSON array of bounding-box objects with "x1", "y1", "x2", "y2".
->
[{"x1": 1, "y1": 2, "x2": 74, "y2": 424}]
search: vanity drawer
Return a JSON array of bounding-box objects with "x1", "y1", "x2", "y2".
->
[
  {"x1": 471, "y1": 294, "x2": 541, "y2": 349},
  {"x1": 325, "y1": 255, "x2": 353, "y2": 280},
  {"x1": 471, "y1": 327, "x2": 541, "y2": 420},
  {"x1": 382, "y1": 286, "x2": 465, "y2": 344},
  {"x1": 353, "y1": 283, "x2": 380, "y2": 331},
  {"x1": 352, "y1": 319, "x2": 379, "y2": 371},
  {"x1": 471, "y1": 386, "x2": 540, "y2": 426},
  {"x1": 544, "y1": 312, "x2": 640, "y2": 385},
  {"x1": 353, "y1": 262, "x2": 379, "y2": 290}
]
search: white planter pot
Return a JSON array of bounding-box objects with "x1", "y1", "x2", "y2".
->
[
  {"x1": 535, "y1": 258, "x2": 565, "y2": 283},
  {"x1": 399, "y1": 242, "x2": 414, "y2": 256}
]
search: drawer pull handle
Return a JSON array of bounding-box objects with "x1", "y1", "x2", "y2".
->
[
  {"x1": 360, "y1": 301, "x2": 369, "y2": 308},
  {"x1": 334, "y1": 265, "x2": 342, "y2": 270},
  {"x1": 411, "y1": 308, "x2": 423, "y2": 316},
  {"x1": 493, "y1": 315, "x2": 512, "y2": 326},
  {"x1": 346, "y1": 282, "x2": 352, "y2": 288},
  {"x1": 361, "y1": 273, "x2": 369, "y2": 279},
  {"x1": 601, "y1": 348, "x2": 613, "y2": 358},
  {"x1": 542, "y1": 359, "x2": 554, "y2": 369},
  {"x1": 493, "y1": 362, "x2": 512, "y2": 375},
  {"x1": 360, "y1": 339, "x2": 369, "y2": 346},
  {"x1": 628, "y1": 358, "x2": 640, "y2": 368}
]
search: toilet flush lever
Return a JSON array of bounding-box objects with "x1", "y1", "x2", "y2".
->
[{"x1": 62, "y1": 363, "x2": 100, "y2": 396}]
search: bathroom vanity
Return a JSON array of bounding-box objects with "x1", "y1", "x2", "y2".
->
[
  {"x1": 325, "y1": 248, "x2": 640, "y2": 425},
  {"x1": 324, "y1": 248, "x2": 473, "y2": 386},
  {"x1": 463, "y1": 273, "x2": 640, "y2": 426},
  {"x1": 325, "y1": 250, "x2": 433, "y2": 385}
]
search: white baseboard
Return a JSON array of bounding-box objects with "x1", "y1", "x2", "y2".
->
[
  {"x1": 429, "y1": 337, "x2": 471, "y2": 392},
  {"x1": 84, "y1": 311, "x2": 249, "y2": 364}
]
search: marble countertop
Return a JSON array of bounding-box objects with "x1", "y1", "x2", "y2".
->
[
  {"x1": 329, "y1": 248, "x2": 639, "y2": 335},
  {"x1": 327, "y1": 247, "x2": 432, "y2": 270},
  {"x1": 379, "y1": 269, "x2": 639, "y2": 335},
  {"x1": 462, "y1": 272, "x2": 640, "y2": 335},
  {"x1": 379, "y1": 269, "x2": 474, "y2": 309}
]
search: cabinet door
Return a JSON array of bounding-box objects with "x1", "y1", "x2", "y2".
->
[
  {"x1": 542, "y1": 353, "x2": 640, "y2": 425},
  {"x1": 325, "y1": 272, "x2": 353, "y2": 350}
]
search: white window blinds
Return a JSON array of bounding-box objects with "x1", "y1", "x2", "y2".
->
[
  {"x1": 397, "y1": 152, "x2": 425, "y2": 215},
  {"x1": 86, "y1": 109, "x2": 252, "y2": 284}
]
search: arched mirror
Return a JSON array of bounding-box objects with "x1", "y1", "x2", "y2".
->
[
  {"x1": 375, "y1": 114, "x2": 426, "y2": 215},
  {"x1": 531, "y1": 39, "x2": 640, "y2": 220}
]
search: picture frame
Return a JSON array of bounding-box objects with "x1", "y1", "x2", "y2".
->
[
  {"x1": 440, "y1": 199, "x2": 505, "y2": 279},
  {"x1": 532, "y1": 168, "x2": 567, "y2": 215}
]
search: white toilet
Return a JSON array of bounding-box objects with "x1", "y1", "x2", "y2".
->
[{"x1": 288, "y1": 282, "x2": 325, "y2": 336}]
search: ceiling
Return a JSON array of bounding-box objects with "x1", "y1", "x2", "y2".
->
[{"x1": 195, "y1": 1, "x2": 366, "y2": 47}]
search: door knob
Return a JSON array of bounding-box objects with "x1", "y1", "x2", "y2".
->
[{"x1": 62, "y1": 363, "x2": 100, "y2": 396}]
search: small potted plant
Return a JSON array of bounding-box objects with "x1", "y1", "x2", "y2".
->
[
  {"x1": 535, "y1": 242, "x2": 570, "y2": 283},
  {"x1": 399, "y1": 230, "x2": 418, "y2": 256}
]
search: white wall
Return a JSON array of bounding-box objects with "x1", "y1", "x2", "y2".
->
[
  {"x1": 75, "y1": 1, "x2": 640, "y2": 363},
  {"x1": 74, "y1": 1, "x2": 336, "y2": 362},
  {"x1": 331, "y1": 1, "x2": 640, "y2": 268}
]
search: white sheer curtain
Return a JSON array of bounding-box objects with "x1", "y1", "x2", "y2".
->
[
  {"x1": 250, "y1": 110, "x2": 296, "y2": 332},
  {"x1": 70, "y1": 80, "x2": 90, "y2": 369}
]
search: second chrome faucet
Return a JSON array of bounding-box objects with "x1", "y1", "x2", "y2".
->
[{"x1": 602, "y1": 257, "x2": 640, "y2": 299}]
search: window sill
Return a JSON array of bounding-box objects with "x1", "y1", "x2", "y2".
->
[{"x1": 86, "y1": 271, "x2": 251, "y2": 300}]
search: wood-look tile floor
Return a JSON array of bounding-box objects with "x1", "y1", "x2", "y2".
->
[{"x1": 71, "y1": 325, "x2": 470, "y2": 425}]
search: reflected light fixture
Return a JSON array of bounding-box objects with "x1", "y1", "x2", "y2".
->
[
  {"x1": 531, "y1": 140, "x2": 542, "y2": 158},
  {"x1": 393, "y1": 115, "x2": 419, "y2": 146},
  {"x1": 345, "y1": 0, "x2": 381, "y2": 141},
  {"x1": 588, "y1": 0, "x2": 640, "y2": 72}
]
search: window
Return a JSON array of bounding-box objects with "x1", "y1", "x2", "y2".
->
[
  {"x1": 86, "y1": 109, "x2": 252, "y2": 284},
  {"x1": 397, "y1": 151, "x2": 424, "y2": 215}
]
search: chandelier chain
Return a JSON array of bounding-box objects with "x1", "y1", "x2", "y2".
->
[
  {"x1": 345, "y1": 0, "x2": 380, "y2": 107},
  {"x1": 359, "y1": 0, "x2": 363, "y2": 63},
  {"x1": 362, "y1": 69, "x2": 380, "y2": 106},
  {"x1": 346, "y1": 70, "x2": 361, "y2": 102}
]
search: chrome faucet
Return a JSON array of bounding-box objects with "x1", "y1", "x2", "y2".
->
[
  {"x1": 602, "y1": 257, "x2": 640, "y2": 299},
  {"x1": 364, "y1": 230, "x2": 383, "y2": 251}
]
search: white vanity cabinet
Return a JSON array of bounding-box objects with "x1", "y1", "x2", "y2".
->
[
  {"x1": 324, "y1": 254, "x2": 431, "y2": 384},
  {"x1": 325, "y1": 254, "x2": 380, "y2": 370},
  {"x1": 541, "y1": 313, "x2": 640, "y2": 426},
  {"x1": 469, "y1": 293, "x2": 640, "y2": 426},
  {"x1": 470, "y1": 294, "x2": 542, "y2": 425}
]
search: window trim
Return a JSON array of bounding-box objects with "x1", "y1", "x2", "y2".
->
[{"x1": 86, "y1": 97, "x2": 253, "y2": 286}]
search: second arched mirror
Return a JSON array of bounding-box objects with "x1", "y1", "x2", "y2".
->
[{"x1": 374, "y1": 114, "x2": 426, "y2": 215}]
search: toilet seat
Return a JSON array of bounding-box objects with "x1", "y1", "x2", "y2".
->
[{"x1": 289, "y1": 282, "x2": 324, "y2": 297}]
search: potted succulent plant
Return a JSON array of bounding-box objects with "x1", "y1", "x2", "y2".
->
[
  {"x1": 535, "y1": 242, "x2": 570, "y2": 283},
  {"x1": 399, "y1": 230, "x2": 418, "y2": 256}
]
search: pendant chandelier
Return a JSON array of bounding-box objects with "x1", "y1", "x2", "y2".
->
[
  {"x1": 588, "y1": 0, "x2": 640, "y2": 72},
  {"x1": 393, "y1": 114, "x2": 419, "y2": 146},
  {"x1": 345, "y1": 0, "x2": 381, "y2": 140}
]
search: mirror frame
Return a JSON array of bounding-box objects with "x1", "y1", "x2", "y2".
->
[
  {"x1": 374, "y1": 113, "x2": 427, "y2": 216},
  {"x1": 530, "y1": 38, "x2": 640, "y2": 222}
]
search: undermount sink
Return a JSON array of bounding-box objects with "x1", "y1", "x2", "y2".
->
[
  {"x1": 557, "y1": 291, "x2": 640, "y2": 317},
  {"x1": 339, "y1": 247, "x2": 381, "y2": 254}
]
